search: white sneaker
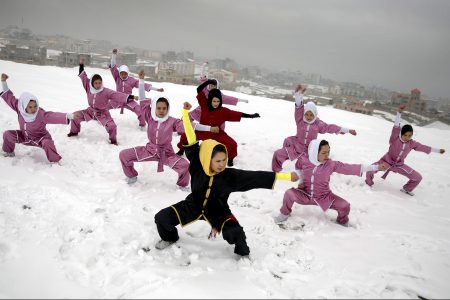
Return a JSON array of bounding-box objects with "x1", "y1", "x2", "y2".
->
[
  {"x1": 50, "y1": 161, "x2": 63, "y2": 167},
  {"x1": 126, "y1": 176, "x2": 138, "y2": 184},
  {"x1": 400, "y1": 188, "x2": 414, "y2": 196},
  {"x1": 3, "y1": 152, "x2": 15, "y2": 157},
  {"x1": 155, "y1": 240, "x2": 175, "y2": 250},
  {"x1": 179, "y1": 185, "x2": 191, "y2": 192},
  {"x1": 273, "y1": 212, "x2": 289, "y2": 224}
]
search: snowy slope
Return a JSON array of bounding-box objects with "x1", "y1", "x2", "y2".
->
[{"x1": 0, "y1": 60, "x2": 449, "y2": 298}]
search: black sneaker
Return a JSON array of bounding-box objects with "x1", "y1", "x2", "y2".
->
[
  {"x1": 234, "y1": 239, "x2": 250, "y2": 256},
  {"x1": 67, "y1": 132, "x2": 78, "y2": 137}
]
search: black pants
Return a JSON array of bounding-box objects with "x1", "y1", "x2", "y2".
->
[{"x1": 154, "y1": 205, "x2": 250, "y2": 256}]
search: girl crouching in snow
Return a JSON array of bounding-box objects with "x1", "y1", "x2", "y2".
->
[
  {"x1": 271, "y1": 84, "x2": 357, "y2": 172},
  {"x1": 119, "y1": 70, "x2": 190, "y2": 188},
  {"x1": 274, "y1": 139, "x2": 385, "y2": 226},
  {"x1": 365, "y1": 104, "x2": 445, "y2": 196},
  {"x1": 109, "y1": 48, "x2": 164, "y2": 128},
  {"x1": 1, "y1": 73, "x2": 80, "y2": 163},
  {"x1": 67, "y1": 56, "x2": 137, "y2": 145},
  {"x1": 153, "y1": 101, "x2": 299, "y2": 257}
]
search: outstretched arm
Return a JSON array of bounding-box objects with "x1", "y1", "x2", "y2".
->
[
  {"x1": 111, "y1": 48, "x2": 117, "y2": 67},
  {"x1": 1, "y1": 73, "x2": 8, "y2": 92},
  {"x1": 200, "y1": 61, "x2": 208, "y2": 81},
  {"x1": 338, "y1": 127, "x2": 357, "y2": 135},
  {"x1": 294, "y1": 84, "x2": 306, "y2": 107},
  {"x1": 78, "y1": 56, "x2": 90, "y2": 93},
  {"x1": 229, "y1": 169, "x2": 298, "y2": 192},
  {"x1": 138, "y1": 70, "x2": 147, "y2": 100},
  {"x1": 182, "y1": 102, "x2": 197, "y2": 145},
  {"x1": 394, "y1": 104, "x2": 406, "y2": 127},
  {"x1": 241, "y1": 112, "x2": 260, "y2": 119},
  {"x1": 432, "y1": 148, "x2": 446, "y2": 154},
  {"x1": 389, "y1": 104, "x2": 406, "y2": 144},
  {"x1": 197, "y1": 79, "x2": 217, "y2": 94},
  {"x1": 0, "y1": 73, "x2": 19, "y2": 112},
  {"x1": 109, "y1": 49, "x2": 120, "y2": 81}
]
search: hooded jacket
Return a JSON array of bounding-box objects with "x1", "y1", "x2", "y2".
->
[
  {"x1": 138, "y1": 83, "x2": 185, "y2": 171},
  {"x1": 175, "y1": 140, "x2": 276, "y2": 229},
  {"x1": 287, "y1": 92, "x2": 344, "y2": 157},
  {"x1": 79, "y1": 70, "x2": 128, "y2": 112},
  {"x1": 1, "y1": 89, "x2": 70, "y2": 142},
  {"x1": 110, "y1": 64, "x2": 152, "y2": 94},
  {"x1": 170, "y1": 108, "x2": 277, "y2": 230},
  {"x1": 196, "y1": 85, "x2": 242, "y2": 129},
  {"x1": 294, "y1": 139, "x2": 367, "y2": 211},
  {"x1": 379, "y1": 113, "x2": 432, "y2": 179}
]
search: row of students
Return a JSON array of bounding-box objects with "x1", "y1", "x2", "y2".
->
[
  {"x1": 272, "y1": 97, "x2": 445, "y2": 226},
  {"x1": 1, "y1": 67, "x2": 446, "y2": 256}
]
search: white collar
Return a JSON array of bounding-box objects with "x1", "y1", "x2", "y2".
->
[
  {"x1": 89, "y1": 77, "x2": 104, "y2": 94},
  {"x1": 151, "y1": 96, "x2": 170, "y2": 123},
  {"x1": 18, "y1": 92, "x2": 40, "y2": 123},
  {"x1": 308, "y1": 139, "x2": 322, "y2": 166}
]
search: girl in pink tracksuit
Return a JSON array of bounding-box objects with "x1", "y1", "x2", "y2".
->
[
  {"x1": 176, "y1": 61, "x2": 249, "y2": 155},
  {"x1": 109, "y1": 49, "x2": 164, "y2": 128},
  {"x1": 119, "y1": 70, "x2": 190, "y2": 186},
  {"x1": 1, "y1": 73, "x2": 79, "y2": 163},
  {"x1": 274, "y1": 139, "x2": 384, "y2": 226},
  {"x1": 272, "y1": 84, "x2": 357, "y2": 172},
  {"x1": 68, "y1": 57, "x2": 136, "y2": 145},
  {"x1": 365, "y1": 105, "x2": 445, "y2": 196}
]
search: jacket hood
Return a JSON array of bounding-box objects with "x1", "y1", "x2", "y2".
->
[
  {"x1": 207, "y1": 88, "x2": 223, "y2": 112},
  {"x1": 308, "y1": 138, "x2": 322, "y2": 166},
  {"x1": 18, "y1": 92, "x2": 40, "y2": 123},
  {"x1": 199, "y1": 139, "x2": 228, "y2": 176},
  {"x1": 151, "y1": 96, "x2": 170, "y2": 123},
  {"x1": 303, "y1": 101, "x2": 318, "y2": 124}
]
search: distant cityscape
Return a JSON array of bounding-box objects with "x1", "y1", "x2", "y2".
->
[{"x1": 0, "y1": 25, "x2": 449, "y2": 125}]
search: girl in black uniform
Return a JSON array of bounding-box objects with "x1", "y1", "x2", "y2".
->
[{"x1": 154, "y1": 102, "x2": 298, "y2": 257}]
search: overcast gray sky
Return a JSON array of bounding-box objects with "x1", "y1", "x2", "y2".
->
[{"x1": 1, "y1": 0, "x2": 449, "y2": 98}]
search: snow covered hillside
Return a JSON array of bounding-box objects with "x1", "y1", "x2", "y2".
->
[{"x1": 0, "y1": 60, "x2": 449, "y2": 298}]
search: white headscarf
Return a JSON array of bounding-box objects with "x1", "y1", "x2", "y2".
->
[
  {"x1": 89, "y1": 76, "x2": 104, "y2": 94},
  {"x1": 151, "y1": 96, "x2": 170, "y2": 123},
  {"x1": 303, "y1": 101, "x2": 318, "y2": 124},
  {"x1": 18, "y1": 92, "x2": 40, "y2": 123},
  {"x1": 307, "y1": 139, "x2": 322, "y2": 166},
  {"x1": 118, "y1": 65, "x2": 130, "y2": 80}
]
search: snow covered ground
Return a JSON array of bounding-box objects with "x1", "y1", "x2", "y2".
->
[
  {"x1": 0, "y1": 60, "x2": 450, "y2": 298},
  {"x1": 425, "y1": 121, "x2": 450, "y2": 130}
]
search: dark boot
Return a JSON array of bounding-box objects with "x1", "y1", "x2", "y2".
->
[
  {"x1": 67, "y1": 132, "x2": 78, "y2": 137},
  {"x1": 234, "y1": 237, "x2": 250, "y2": 256}
]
